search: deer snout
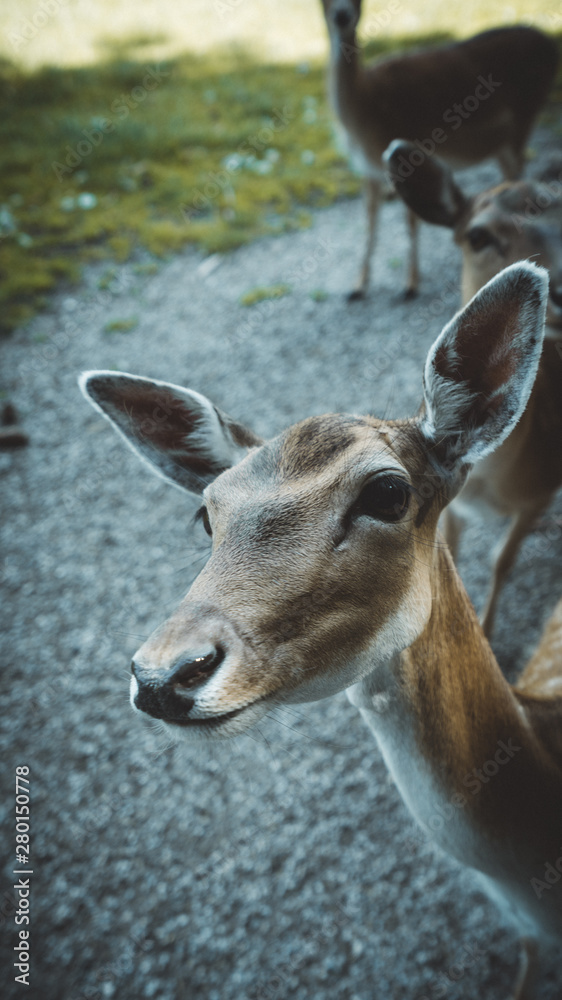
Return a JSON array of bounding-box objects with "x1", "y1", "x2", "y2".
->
[
  {"x1": 130, "y1": 645, "x2": 225, "y2": 722},
  {"x1": 330, "y1": 2, "x2": 357, "y2": 32},
  {"x1": 334, "y1": 8, "x2": 352, "y2": 28}
]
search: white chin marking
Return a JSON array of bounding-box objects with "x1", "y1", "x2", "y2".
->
[{"x1": 129, "y1": 675, "x2": 139, "y2": 711}]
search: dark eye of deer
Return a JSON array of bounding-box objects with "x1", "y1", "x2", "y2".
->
[
  {"x1": 355, "y1": 476, "x2": 410, "y2": 523},
  {"x1": 466, "y1": 226, "x2": 494, "y2": 253},
  {"x1": 197, "y1": 506, "x2": 212, "y2": 537}
]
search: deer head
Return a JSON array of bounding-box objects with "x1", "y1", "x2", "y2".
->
[
  {"x1": 80, "y1": 263, "x2": 547, "y2": 741},
  {"x1": 321, "y1": 0, "x2": 362, "y2": 39},
  {"x1": 384, "y1": 140, "x2": 562, "y2": 326}
]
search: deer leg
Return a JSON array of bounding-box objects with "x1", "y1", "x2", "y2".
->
[
  {"x1": 349, "y1": 177, "x2": 381, "y2": 301},
  {"x1": 497, "y1": 147, "x2": 524, "y2": 182},
  {"x1": 405, "y1": 207, "x2": 419, "y2": 299},
  {"x1": 481, "y1": 504, "x2": 544, "y2": 638},
  {"x1": 511, "y1": 937, "x2": 538, "y2": 1000}
]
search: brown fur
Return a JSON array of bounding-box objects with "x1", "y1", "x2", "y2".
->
[
  {"x1": 82, "y1": 266, "x2": 560, "y2": 993},
  {"x1": 320, "y1": 0, "x2": 558, "y2": 295},
  {"x1": 386, "y1": 148, "x2": 562, "y2": 635}
]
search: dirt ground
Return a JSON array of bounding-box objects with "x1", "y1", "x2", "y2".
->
[{"x1": 1, "y1": 140, "x2": 562, "y2": 1000}]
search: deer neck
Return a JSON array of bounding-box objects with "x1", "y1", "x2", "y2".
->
[
  {"x1": 347, "y1": 543, "x2": 542, "y2": 865},
  {"x1": 326, "y1": 28, "x2": 363, "y2": 127}
]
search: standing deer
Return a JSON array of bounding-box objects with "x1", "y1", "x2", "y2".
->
[
  {"x1": 384, "y1": 140, "x2": 562, "y2": 636},
  {"x1": 319, "y1": 0, "x2": 558, "y2": 298},
  {"x1": 81, "y1": 262, "x2": 562, "y2": 999}
]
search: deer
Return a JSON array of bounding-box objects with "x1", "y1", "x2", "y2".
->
[
  {"x1": 319, "y1": 0, "x2": 558, "y2": 299},
  {"x1": 81, "y1": 261, "x2": 562, "y2": 999},
  {"x1": 384, "y1": 140, "x2": 562, "y2": 638}
]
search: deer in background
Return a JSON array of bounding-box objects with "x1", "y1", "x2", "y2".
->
[
  {"x1": 320, "y1": 0, "x2": 558, "y2": 299},
  {"x1": 385, "y1": 141, "x2": 562, "y2": 636},
  {"x1": 82, "y1": 263, "x2": 561, "y2": 999}
]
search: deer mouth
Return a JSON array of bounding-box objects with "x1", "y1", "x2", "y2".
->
[
  {"x1": 169, "y1": 706, "x2": 247, "y2": 729},
  {"x1": 158, "y1": 695, "x2": 272, "y2": 741}
]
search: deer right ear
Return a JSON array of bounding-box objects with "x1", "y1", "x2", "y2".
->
[
  {"x1": 383, "y1": 139, "x2": 468, "y2": 228},
  {"x1": 420, "y1": 262, "x2": 548, "y2": 480},
  {"x1": 79, "y1": 371, "x2": 262, "y2": 495}
]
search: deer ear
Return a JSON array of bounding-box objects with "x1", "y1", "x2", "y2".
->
[
  {"x1": 383, "y1": 139, "x2": 467, "y2": 228},
  {"x1": 421, "y1": 262, "x2": 548, "y2": 478},
  {"x1": 79, "y1": 371, "x2": 262, "y2": 495}
]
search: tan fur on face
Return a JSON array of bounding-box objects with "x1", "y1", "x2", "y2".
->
[
  {"x1": 457, "y1": 181, "x2": 562, "y2": 327},
  {"x1": 135, "y1": 416, "x2": 440, "y2": 714}
]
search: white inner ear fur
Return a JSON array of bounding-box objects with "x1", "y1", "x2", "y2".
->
[{"x1": 421, "y1": 262, "x2": 548, "y2": 466}]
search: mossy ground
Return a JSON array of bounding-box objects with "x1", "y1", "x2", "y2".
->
[{"x1": 1, "y1": 28, "x2": 561, "y2": 335}]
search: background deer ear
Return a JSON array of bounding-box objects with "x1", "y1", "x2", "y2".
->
[
  {"x1": 383, "y1": 139, "x2": 468, "y2": 228},
  {"x1": 79, "y1": 372, "x2": 262, "y2": 494},
  {"x1": 420, "y1": 262, "x2": 548, "y2": 476}
]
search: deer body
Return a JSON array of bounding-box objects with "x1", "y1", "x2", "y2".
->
[
  {"x1": 81, "y1": 263, "x2": 561, "y2": 997},
  {"x1": 385, "y1": 144, "x2": 562, "y2": 634},
  {"x1": 453, "y1": 341, "x2": 562, "y2": 518},
  {"x1": 348, "y1": 549, "x2": 562, "y2": 946},
  {"x1": 321, "y1": 0, "x2": 558, "y2": 297}
]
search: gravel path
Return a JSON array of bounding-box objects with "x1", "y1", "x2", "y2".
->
[{"x1": 2, "y1": 147, "x2": 562, "y2": 1000}]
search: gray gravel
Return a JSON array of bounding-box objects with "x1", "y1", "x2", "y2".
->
[{"x1": 2, "y1": 146, "x2": 562, "y2": 1000}]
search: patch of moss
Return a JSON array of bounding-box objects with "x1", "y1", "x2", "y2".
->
[
  {"x1": 103, "y1": 317, "x2": 138, "y2": 333},
  {"x1": 0, "y1": 30, "x2": 561, "y2": 334},
  {"x1": 240, "y1": 284, "x2": 291, "y2": 306}
]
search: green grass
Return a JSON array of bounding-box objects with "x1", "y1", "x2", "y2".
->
[
  {"x1": 0, "y1": 27, "x2": 561, "y2": 335},
  {"x1": 240, "y1": 284, "x2": 291, "y2": 306},
  {"x1": 0, "y1": 49, "x2": 361, "y2": 333},
  {"x1": 103, "y1": 317, "x2": 138, "y2": 333}
]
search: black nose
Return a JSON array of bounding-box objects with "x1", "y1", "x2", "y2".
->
[
  {"x1": 131, "y1": 645, "x2": 225, "y2": 722},
  {"x1": 334, "y1": 8, "x2": 352, "y2": 28},
  {"x1": 549, "y1": 283, "x2": 562, "y2": 308}
]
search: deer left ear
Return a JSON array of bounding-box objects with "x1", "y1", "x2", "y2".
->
[
  {"x1": 383, "y1": 139, "x2": 467, "y2": 228},
  {"x1": 79, "y1": 371, "x2": 262, "y2": 495},
  {"x1": 421, "y1": 262, "x2": 548, "y2": 479}
]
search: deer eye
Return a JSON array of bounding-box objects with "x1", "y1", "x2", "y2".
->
[
  {"x1": 466, "y1": 226, "x2": 495, "y2": 252},
  {"x1": 354, "y1": 475, "x2": 411, "y2": 523},
  {"x1": 196, "y1": 506, "x2": 212, "y2": 537}
]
